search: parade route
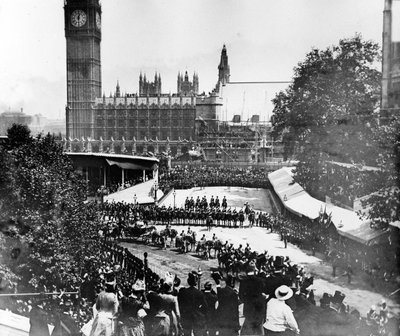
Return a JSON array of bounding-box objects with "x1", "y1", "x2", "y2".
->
[
  {"x1": 117, "y1": 186, "x2": 400, "y2": 318},
  {"x1": 123, "y1": 224, "x2": 400, "y2": 318}
]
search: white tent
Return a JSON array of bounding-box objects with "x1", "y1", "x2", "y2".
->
[{"x1": 268, "y1": 167, "x2": 389, "y2": 244}]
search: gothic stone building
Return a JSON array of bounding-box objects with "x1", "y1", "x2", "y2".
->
[{"x1": 64, "y1": 0, "x2": 224, "y2": 143}]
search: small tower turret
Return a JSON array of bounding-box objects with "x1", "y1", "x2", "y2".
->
[
  {"x1": 115, "y1": 80, "x2": 120, "y2": 97},
  {"x1": 218, "y1": 44, "x2": 230, "y2": 86}
]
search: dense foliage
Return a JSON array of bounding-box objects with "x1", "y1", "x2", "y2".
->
[
  {"x1": 362, "y1": 116, "x2": 400, "y2": 227},
  {"x1": 272, "y1": 35, "x2": 381, "y2": 164},
  {"x1": 0, "y1": 124, "x2": 101, "y2": 293},
  {"x1": 271, "y1": 35, "x2": 399, "y2": 227}
]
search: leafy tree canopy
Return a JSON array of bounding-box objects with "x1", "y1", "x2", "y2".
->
[
  {"x1": 362, "y1": 116, "x2": 400, "y2": 227},
  {"x1": 272, "y1": 34, "x2": 381, "y2": 163},
  {"x1": 5, "y1": 123, "x2": 33, "y2": 151},
  {"x1": 0, "y1": 126, "x2": 101, "y2": 292}
]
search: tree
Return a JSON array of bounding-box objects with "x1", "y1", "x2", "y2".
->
[
  {"x1": 362, "y1": 116, "x2": 400, "y2": 228},
  {"x1": 5, "y1": 123, "x2": 33, "y2": 151},
  {"x1": 0, "y1": 127, "x2": 101, "y2": 293},
  {"x1": 271, "y1": 35, "x2": 382, "y2": 198}
]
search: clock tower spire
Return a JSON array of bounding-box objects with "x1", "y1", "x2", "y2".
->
[{"x1": 64, "y1": 0, "x2": 102, "y2": 139}]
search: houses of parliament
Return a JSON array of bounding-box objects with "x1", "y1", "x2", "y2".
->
[
  {"x1": 63, "y1": 0, "x2": 399, "y2": 161},
  {"x1": 64, "y1": 0, "x2": 249, "y2": 159}
]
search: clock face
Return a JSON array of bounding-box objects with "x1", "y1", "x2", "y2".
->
[
  {"x1": 96, "y1": 12, "x2": 101, "y2": 30},
  {"x1": 71, "y1": 9, "x2": 87, "y2": 27}
]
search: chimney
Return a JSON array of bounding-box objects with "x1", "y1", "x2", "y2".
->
[{"x1": 381, "y1": 0, "x2": 392, "y2": 110}]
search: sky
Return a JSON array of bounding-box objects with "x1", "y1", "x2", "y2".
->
[{"x1": 0, "y1": 0, "x2": 399, "y2": 120}]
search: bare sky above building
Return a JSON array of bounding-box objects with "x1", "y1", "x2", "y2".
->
[{"x1": 0, "y1": 0, "x2": 398, "y2": 119}]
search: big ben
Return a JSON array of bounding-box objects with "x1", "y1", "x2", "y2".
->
[{"x1": 64, "y1": 0, "x2": 102, "y2": 139}]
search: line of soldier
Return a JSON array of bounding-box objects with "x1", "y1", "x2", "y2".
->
[{"x1": 101, "y1": 200, "x2": 280, "y2": 232}]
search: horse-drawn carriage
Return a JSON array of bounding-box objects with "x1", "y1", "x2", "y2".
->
[{"x1": 124, "y1": 223, "x2": 155, "y2": 243}]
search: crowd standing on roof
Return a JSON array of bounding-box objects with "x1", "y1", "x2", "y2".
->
[{"x1": 159, "y1": 166, "x2": 271, "y2": 190}]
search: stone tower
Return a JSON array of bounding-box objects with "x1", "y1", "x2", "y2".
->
[
  {"x1": 64, "y1": 0, "x2": 102, "y2": 139},
  {"x1": 177, "y1": 71, "x2": 199, "y2": 95},
  {"x1": 139, "y1": 72, "x2": 162, "y2": 96},
  {"x1": 218, "y1": 45, "x2": 230, "y2": 86}
]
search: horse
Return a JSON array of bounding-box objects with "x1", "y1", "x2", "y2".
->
[
  {"x1": 207, "y1": 239, "x2": 223, "y2": 259},
  {"x1": 196, "y1": 240, "x2": 210, "y2": 260},
  {"x1": 175, "y1": 233, "x2": 196, "y2": 253},
  {"x1": 159, "y1": 228, "x2": 178, "y2": 248}
]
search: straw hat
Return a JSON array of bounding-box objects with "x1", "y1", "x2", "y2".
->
[{"x1": 275, "y1": 285, "x2": 293, "y2": 301}]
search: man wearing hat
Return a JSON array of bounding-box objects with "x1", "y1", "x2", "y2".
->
[
  {"x1": 202, "y1": 281, "x2": 217, "y2": 336},
  {"x1": 263, "y1": 285, "x2": 300, "y2": 335},
  {"x1": 239, "y1": 261, "x2": 266, "y2": 335},
  {"x1": 212, "y1": 272, "x2": 240, "y2": 336},
  {"x1": 178, "y1": 271, "x2": 208, "y2": 336}
]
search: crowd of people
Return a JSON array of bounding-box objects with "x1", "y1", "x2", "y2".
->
[
  {"x1": 159, "y1": 166, "x2": 271, "y2": 190},
  {"x1": 1, "y1": 205, "x2": 396, "y2": 336},
  {"x1": 25, "y1": 235, "x2": 399, "y2": 336}
]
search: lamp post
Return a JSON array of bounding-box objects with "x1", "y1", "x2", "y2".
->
[
  {"x1": 197, "y1": 266, "x2": 203, "y2": 290},
  {"x1": 154, "y1": 182, "x2": 159, "y2": 206},
  {"x1": 173, "y1": 190, "x2": 176, "y2": 208}
]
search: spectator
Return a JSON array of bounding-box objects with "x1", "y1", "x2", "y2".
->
[
  {"x1": 263, "y1": 285, "x2": 300, "y2": 335},
  {"x1": 90, "y1": 291, "x2": 118, "y2": 336},
  {"x1": 202, "y1": 281, "x2": 217, "y2": 336},
  {"x1": 239, "y1": 261, "x2": 266, "y2": 335},
  {"x1": 178, "y1": 272, "x2": 208, "y2": 336},
  {"x1": 212, "y1": 272, "x2": 241, "y2": 336}
]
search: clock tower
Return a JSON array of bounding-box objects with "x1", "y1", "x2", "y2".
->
[{"x1": 64, "y1": 0, "x2": 102, "y2": 139}]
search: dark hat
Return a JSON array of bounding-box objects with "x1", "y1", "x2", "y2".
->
[
  {"x1": 211, "y1": 271, "x2": 222, "y2": 282},
  {"x1": 226, "y1": 274, "x2": 235, "y2": 288},
  {"x1": 188, "y1": 272, "x2": 198, "y2": 286},
  {"x1": 332, "y1": 290, "x2": 345, "y2": 304},
  {"x1": 320, "y1": 292, "x2": 332, "y2": 305},
  {"x1": 204, "y1": 281, "x2": 212, "y2": 290}
]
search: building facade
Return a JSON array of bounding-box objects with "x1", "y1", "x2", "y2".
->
[{"x1": 93, "y1": 93, "x2": 196, "y2": 141}]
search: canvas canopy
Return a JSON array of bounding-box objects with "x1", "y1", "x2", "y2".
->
[
  {"x1": 268, "y1": 167, "x2": 389, "y2": 245},
  {"x1": 67, "y1": 153, "x2": 158, "y2": 170}
]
